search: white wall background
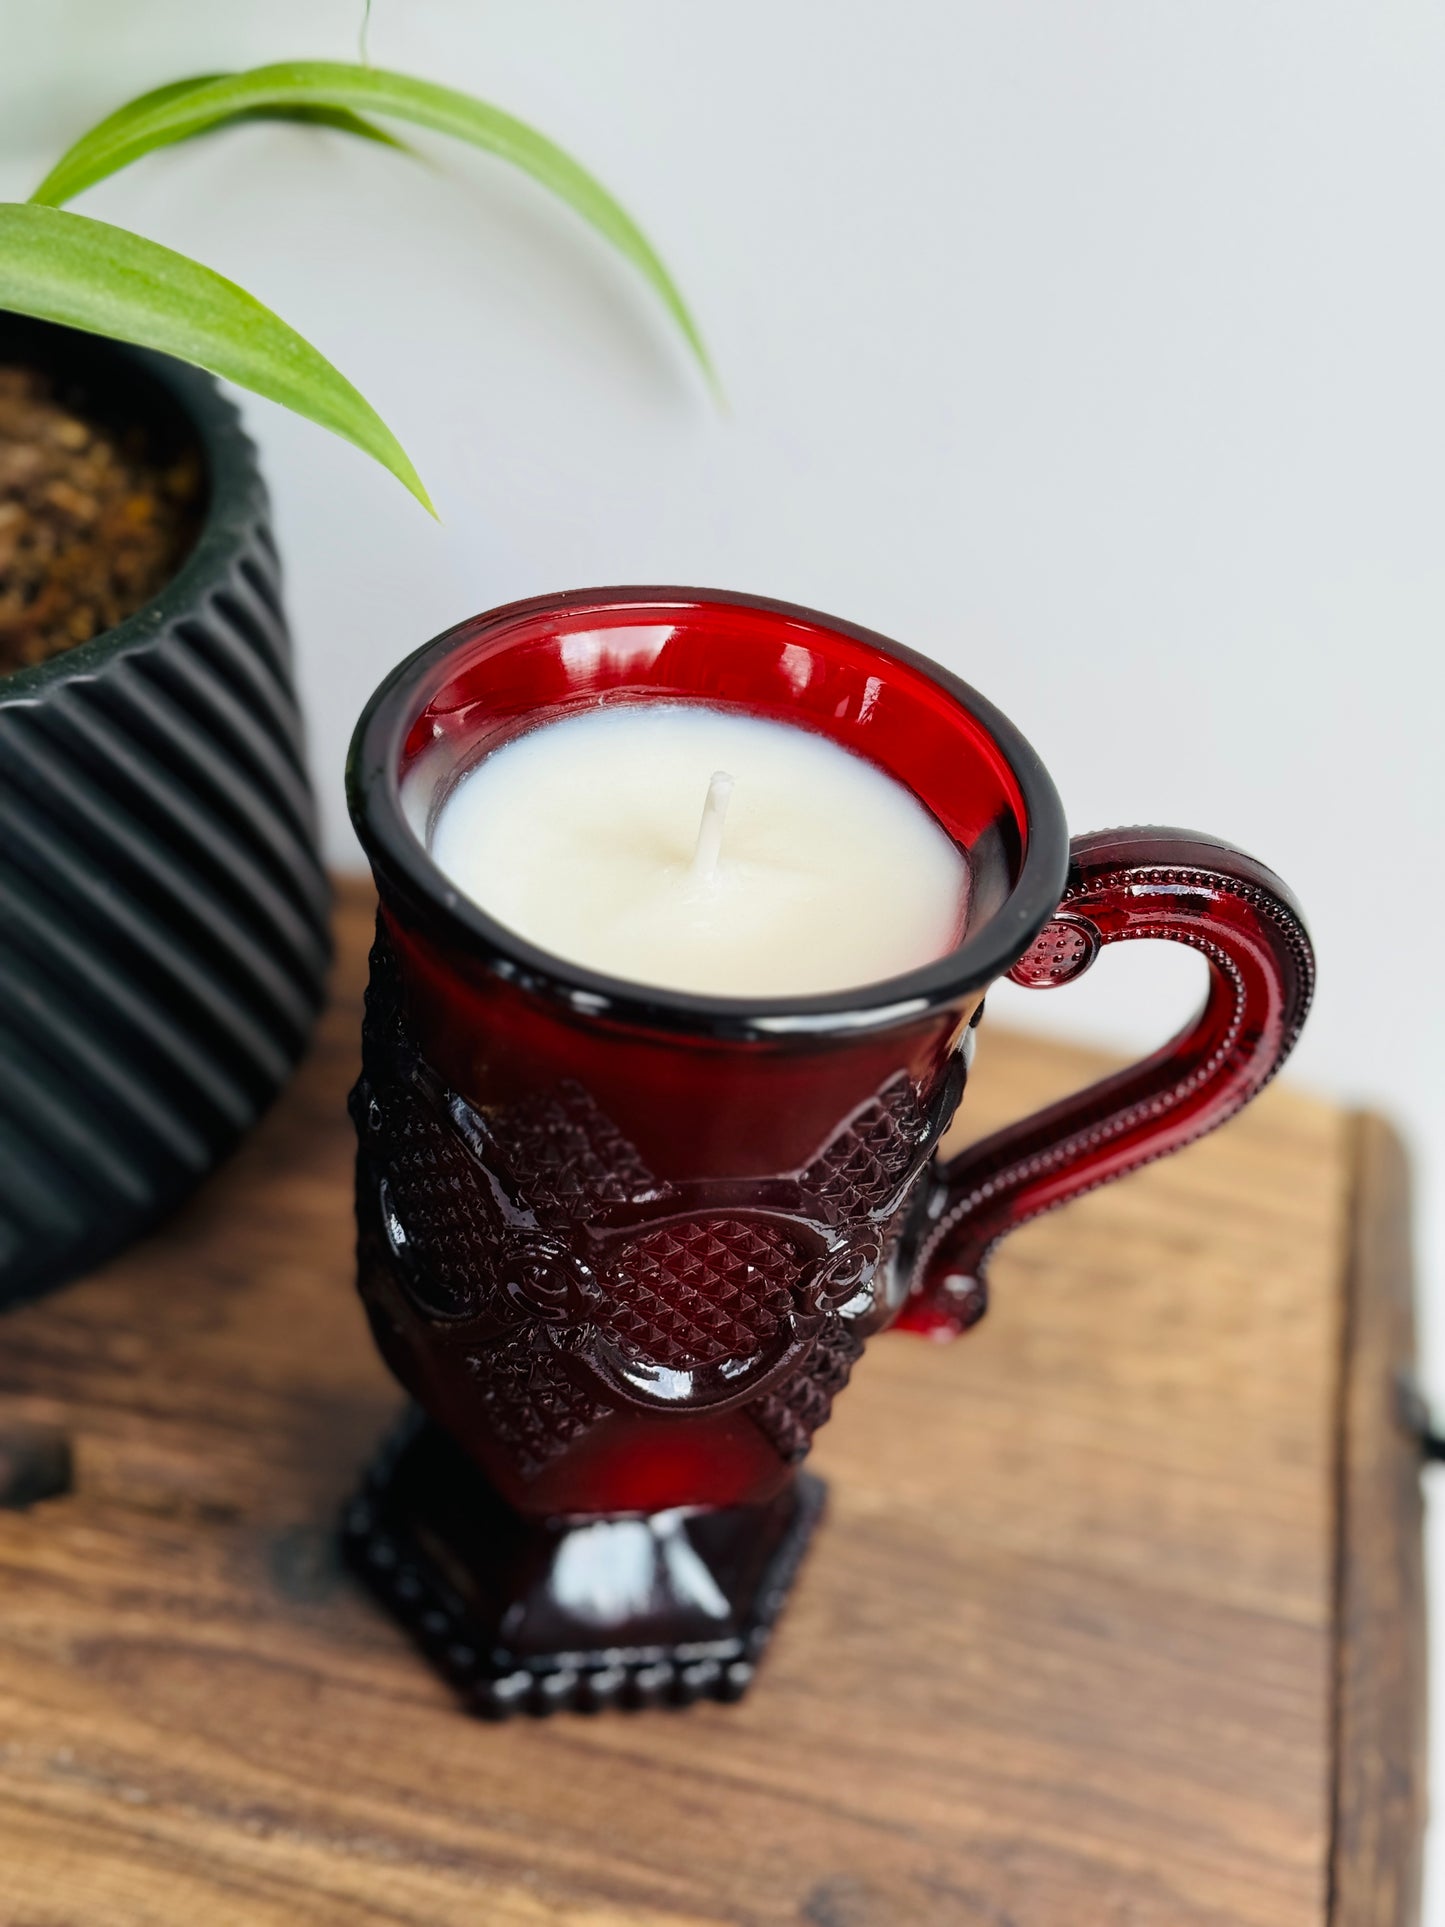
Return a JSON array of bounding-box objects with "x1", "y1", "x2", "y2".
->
[{"x1": 4, "y1": 0, "x2": 1444, "y2": 1904}]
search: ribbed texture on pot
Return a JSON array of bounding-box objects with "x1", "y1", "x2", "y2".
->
[{"x1": 0, "y1": 323, "x2": 330, "y2": 1304}]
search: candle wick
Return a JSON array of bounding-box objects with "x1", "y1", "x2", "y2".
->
[{"x1": 690, "y1": 769, "x2": 735, "y2": 882}]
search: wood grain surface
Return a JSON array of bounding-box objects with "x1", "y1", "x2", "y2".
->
[
  {"x1": 1329, "y1": 1116, "x2": 1426, "y2": 1925},
  {"x1": 0, "y1": 879, "x2": 1413, "y2": 1926}
]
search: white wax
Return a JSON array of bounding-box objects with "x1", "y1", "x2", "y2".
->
[{"x1": 427, "y1": 704, "x2": 969, "y2": 997}]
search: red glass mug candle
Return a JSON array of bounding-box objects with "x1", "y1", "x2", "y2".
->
[{"x1": 345, "y1": 588, "x2": 1314, "y2": 1716}]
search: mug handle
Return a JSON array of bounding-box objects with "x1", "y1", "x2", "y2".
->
[{"x1": 901, "y1": 827, "x2": 1316, "y2": 1339}]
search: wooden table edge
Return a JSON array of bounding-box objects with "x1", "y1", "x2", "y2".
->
[{"x1": 1330, "y1": 1111, "x2": 1428, "y2": 1925}]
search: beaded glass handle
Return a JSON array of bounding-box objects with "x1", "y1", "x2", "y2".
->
[{"x1": 902, "y1": 827, "x2": 1316, "y2": 1339}]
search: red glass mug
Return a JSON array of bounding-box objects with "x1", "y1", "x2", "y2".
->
[{"x1": 345, "y1": 588, "x2": 1313, "y2": 1716}]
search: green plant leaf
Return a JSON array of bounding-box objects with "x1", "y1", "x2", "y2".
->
[
  {"x1": 0, "y1": 203, "x2": 433, "y2": 513},
  {"x1": 64, "y1": 72, "x2": 415, "y2": 163},
  {"x1": 30, "y1": 61, "x2": 712, "y2": 387},
  {"x1": 233, "y1": 103, "x2": 413, "y2": 152}
]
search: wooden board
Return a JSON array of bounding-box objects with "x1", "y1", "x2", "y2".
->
[
  {"x1": 0, "y1": 879, "x2": 1421, "y2": 1926},
  {"x1": 1330, "y1": 1116, "x2": 1426, "y2": 1925}
]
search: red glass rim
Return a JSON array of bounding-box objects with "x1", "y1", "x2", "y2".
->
[{"x1": 346, "y1": 586, "x2": 1071, "y2": 1037}]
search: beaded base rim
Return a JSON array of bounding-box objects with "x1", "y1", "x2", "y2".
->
[{"x1": 342, "y1": 1414, "x2": 826, "y2": 1719}]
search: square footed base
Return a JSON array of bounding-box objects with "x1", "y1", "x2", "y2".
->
[{"x1": 342, "y1": 1412, "x2": 826, "y2": 1718}]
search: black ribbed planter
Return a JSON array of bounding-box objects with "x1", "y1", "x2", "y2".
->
[{"x1": 0, "y1": 317, "x2": 330, "y2": 1306}]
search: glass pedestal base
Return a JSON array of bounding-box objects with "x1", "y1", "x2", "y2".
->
[{"x1": 343, "y1": 1411, "x2": 826, "y2": 1718}]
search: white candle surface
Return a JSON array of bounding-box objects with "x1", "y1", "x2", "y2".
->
[{"x1": 427, "y1": 704, "x2": 969, "y2": 997}]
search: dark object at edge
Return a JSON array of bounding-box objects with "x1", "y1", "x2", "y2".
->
[
  {"x1": 0, "y1": 314, "x2": 330, "y2": 1307},
  {"x1": 0, "y1": 1419, "x2": 73, "y2": 1508}
]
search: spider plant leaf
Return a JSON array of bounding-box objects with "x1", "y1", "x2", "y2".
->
[
  {"x1": 43, "y1": 72, "x2": 415, "y2": 167},
  {"x1": 233, "y1": 103, "x2": 414, "y2": 152},
  {"x1": 30, "y1": 61, "x2": 711, "y2": 387},
  {"x1": 0, "y1": 202, "x2": 433, "y2": 512}
]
